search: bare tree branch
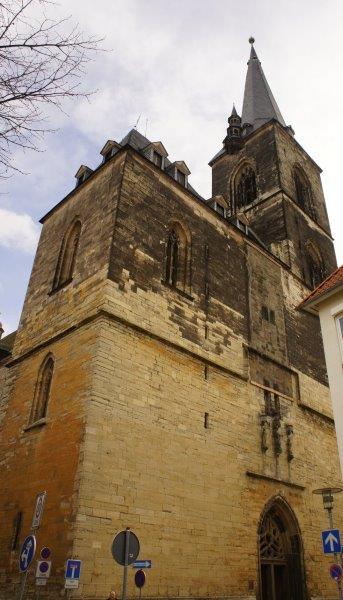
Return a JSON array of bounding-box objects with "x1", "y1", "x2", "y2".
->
[{"x1": 0, "y1": 0, "x2": 104, "y2": 176}]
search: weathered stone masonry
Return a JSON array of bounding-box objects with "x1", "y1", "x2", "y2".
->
[{"x1": 0, "y1": 42, "x2": 342, "y2": 600}]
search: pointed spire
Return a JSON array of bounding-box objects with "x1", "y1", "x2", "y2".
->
[
  {"x1": 231, "y1": 104, "x2": 238, "y2": 117},
  {"x1": 242, "y1": 38, "x2": 286, "y2": 131}
]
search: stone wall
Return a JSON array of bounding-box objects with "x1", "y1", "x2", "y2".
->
[
  {"x1": 0, "y1": 323, "x2": 97, "y2": 599},
  {"x1": 0, "y1": 145, "x2": 341, "y2": 600}
]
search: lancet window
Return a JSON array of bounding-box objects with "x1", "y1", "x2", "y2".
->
[
  {"x1": 53, "y1": 220, "x2": 81, "y2": 290},
  {"x1": 306, "y1": 243, "x2": 326, "y2": 289},
  {"x1": 294, "y1": 167, "x2": 316, "y2": 219},
  {"x1": 165, "y1": 222, "x2": 191, "y2": 293},
  {"x1": 30, "y1": 355, "x2": 54, "y2": 424},
  {"x1": 234, "y1": 165, "x2": 257, "y2": 211}
]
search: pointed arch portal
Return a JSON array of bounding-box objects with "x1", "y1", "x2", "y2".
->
[{"x1": 258, "y1": 497, "x2": 305, "y2": 600}]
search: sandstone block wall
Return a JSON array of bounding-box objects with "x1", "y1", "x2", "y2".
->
[{"x1": 0, "y1": 141, "x2": 341, "y2": 600}]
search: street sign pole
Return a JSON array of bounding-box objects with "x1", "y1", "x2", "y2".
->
[
  {"x1": 17, "y1": 492, "x2": 46, "y2": 600},
  {"x1": 326, "y1": 508, "x2": 343, "y2": 600},
  {"x1": 112, "y1": 527, "x2": 140, "y2": 600},
  {"x1": 122, "y1": 528, "x2": 130, "y2": 600},
  {"x1": 18, "y1": 572, "x2": 28, "y2": 600}
]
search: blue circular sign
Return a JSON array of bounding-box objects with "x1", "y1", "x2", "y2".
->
[
  {"x1": 19, "y1": 535, "x2": 36, "y2": 573},
  {"x1": 330, "y1": 564, "x2": 342, "y2": 581},
  {"x1": 134, "y1": 569, "x2": 146, "y2": 588},
  {"x1": 40, "y1": 547, "x2": 51, "y2": 560},
  {"x1": 39, "y1": 561, "x2": 49, "y2": 573}
]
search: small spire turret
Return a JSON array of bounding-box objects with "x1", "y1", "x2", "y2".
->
[{"x1": 223, "y1": 104, "x2": 242, "y2": 152}]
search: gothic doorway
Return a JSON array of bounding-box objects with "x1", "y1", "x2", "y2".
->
[{"x1": 258, "y1": 498, "x2": 306, "y2": 600}]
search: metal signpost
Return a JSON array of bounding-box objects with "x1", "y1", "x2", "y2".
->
[
  {"x1": 35, "y1": 560, "x2": 52, "y2": 599},
  {"x1": 35, "y1": 548, "x2": 52, "y2": 599},
  {"x1": 18, "y1": 535, "x2": 36, "y2": 600},
  {"x1": 313, "y1": 487, "x2": 343, "y2": 600},
  {"x1": 111, "y1": 528, "x2": 140, "y2": 600},
  {"x1": 17, "y1": 492, "x2": 46, "y2": 600}
]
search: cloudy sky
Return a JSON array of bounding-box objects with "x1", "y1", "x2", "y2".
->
[{"x1": 1, "y1": 0, "x2": 343, "y2": 335}]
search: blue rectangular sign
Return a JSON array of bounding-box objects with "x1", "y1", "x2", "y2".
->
[
  {"x1": 65, "y1": 559, "x2": 82, "y2": 580},
  {"x1": 132, "y1": 560, "x2": 152, "y2": 569},
  {"x1": 321, "y1": 529, "x2": 341, "y2": 554}
]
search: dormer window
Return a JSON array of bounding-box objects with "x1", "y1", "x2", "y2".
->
[
  {"x1": 142, "y1": 142, "x2": 168, "y2": 170},
  {"x1": 152, "y1": 150, "x2": 163, "y2": 168},
  {"x1": 206, "y1": 195, "x2": 228, "y2": 217},
  {"x1": 76, "y1": 172, "x2": 89, "y2": 187},
  {"x1": 75, "y1": 166, "x2": 92, "y2": 188},
  {"x1": 166, "y1": 160, "x2": 190, "y2": 188},
  {"x1": 216, "y1": 203, "x2": 225, "y2": 217},
  {"x1": 176, "y1": 169, "x2": 186, "y2": 186},
  {"x1": 103, "y1": 148, "x2": 116, "y2": 163},
  {"x1": 100, "y1": 140, "x2": 121, "y2": 164}
]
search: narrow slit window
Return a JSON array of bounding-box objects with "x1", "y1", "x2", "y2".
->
[
  {"x1": 204, "y1": 412, "x2": 210, "y2": 429},
  {"x1": 30, "y1": 355, "x2": 54, "y2": 424},
  {"x1": 53, "y1": 220, "x2": 81, "y2": 290}
]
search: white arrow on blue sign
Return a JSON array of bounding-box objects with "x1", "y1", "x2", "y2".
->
[
  {"x1": 132, "y1": 560, "x2": 152, "y2": 569},
  {"x1": 321, "y1": 529, "x2": 341, "y2": 554}
]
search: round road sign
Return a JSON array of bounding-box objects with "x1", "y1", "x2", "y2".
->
[
  {"x1": 330, "y1": 564, "x2": 343, "y2": 581},
  {"x1": 40, "y1": 547, "x2": 51, "y2": 560},
  {"x1": 111, "y1": 530, "x2": 140, "y2": 566},
  {"x1": 39, "y1": 561, "x2": 49, "y2": 574},
  {"x1": 135, "y1": 570, "x2": 146, "y2": 588},
  {"x1": 19, "y1": 535, "x2": 36, "y2": 573}
]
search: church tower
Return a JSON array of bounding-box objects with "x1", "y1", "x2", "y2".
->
[
  {"x1": 0, "y1": 38, "x2": 342, "y2": 600},
  {"x1": 210, "y1": 38, "x2": 336, "y2": 289}
]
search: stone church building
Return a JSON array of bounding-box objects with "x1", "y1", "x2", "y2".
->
[{"x1": 0, "y1": 41, "x2": 342, "y2": 600}]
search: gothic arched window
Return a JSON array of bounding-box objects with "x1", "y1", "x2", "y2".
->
[
  {"x1": 166, "y1": 229, "x2": 179, "y2": 287},
  {"x1": 306, "y1": 242, "x2": 326, "y2": 289},
  {"x1": 30, "y1": 355, "x2": 54, "y2": 424},
  {"x1": 294, "y1": 167, "x2": 316, "y2": 220},
  {"x1": 234, "y1": 165, "x2": 257, "y2": 211},
  {"x1": 53, "y1": 220, "x2": 81, "y2": 289},
  {"x1": 165, "y1": 222, "x2": 191, "y2": 293}
]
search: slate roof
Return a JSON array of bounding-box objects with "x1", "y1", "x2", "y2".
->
[
  {"x1": 120, "y1": 129, "x2": 204, "y2": 200},
  {"x1": 299, "y1": 266, "x2": 343, "y2": 310},
  {"x1": 209, "y1": 41, "x2": 287, "y2": 165},
  {"x1": 242, "y1": 43, "x2": 286, "y2": 130}
]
